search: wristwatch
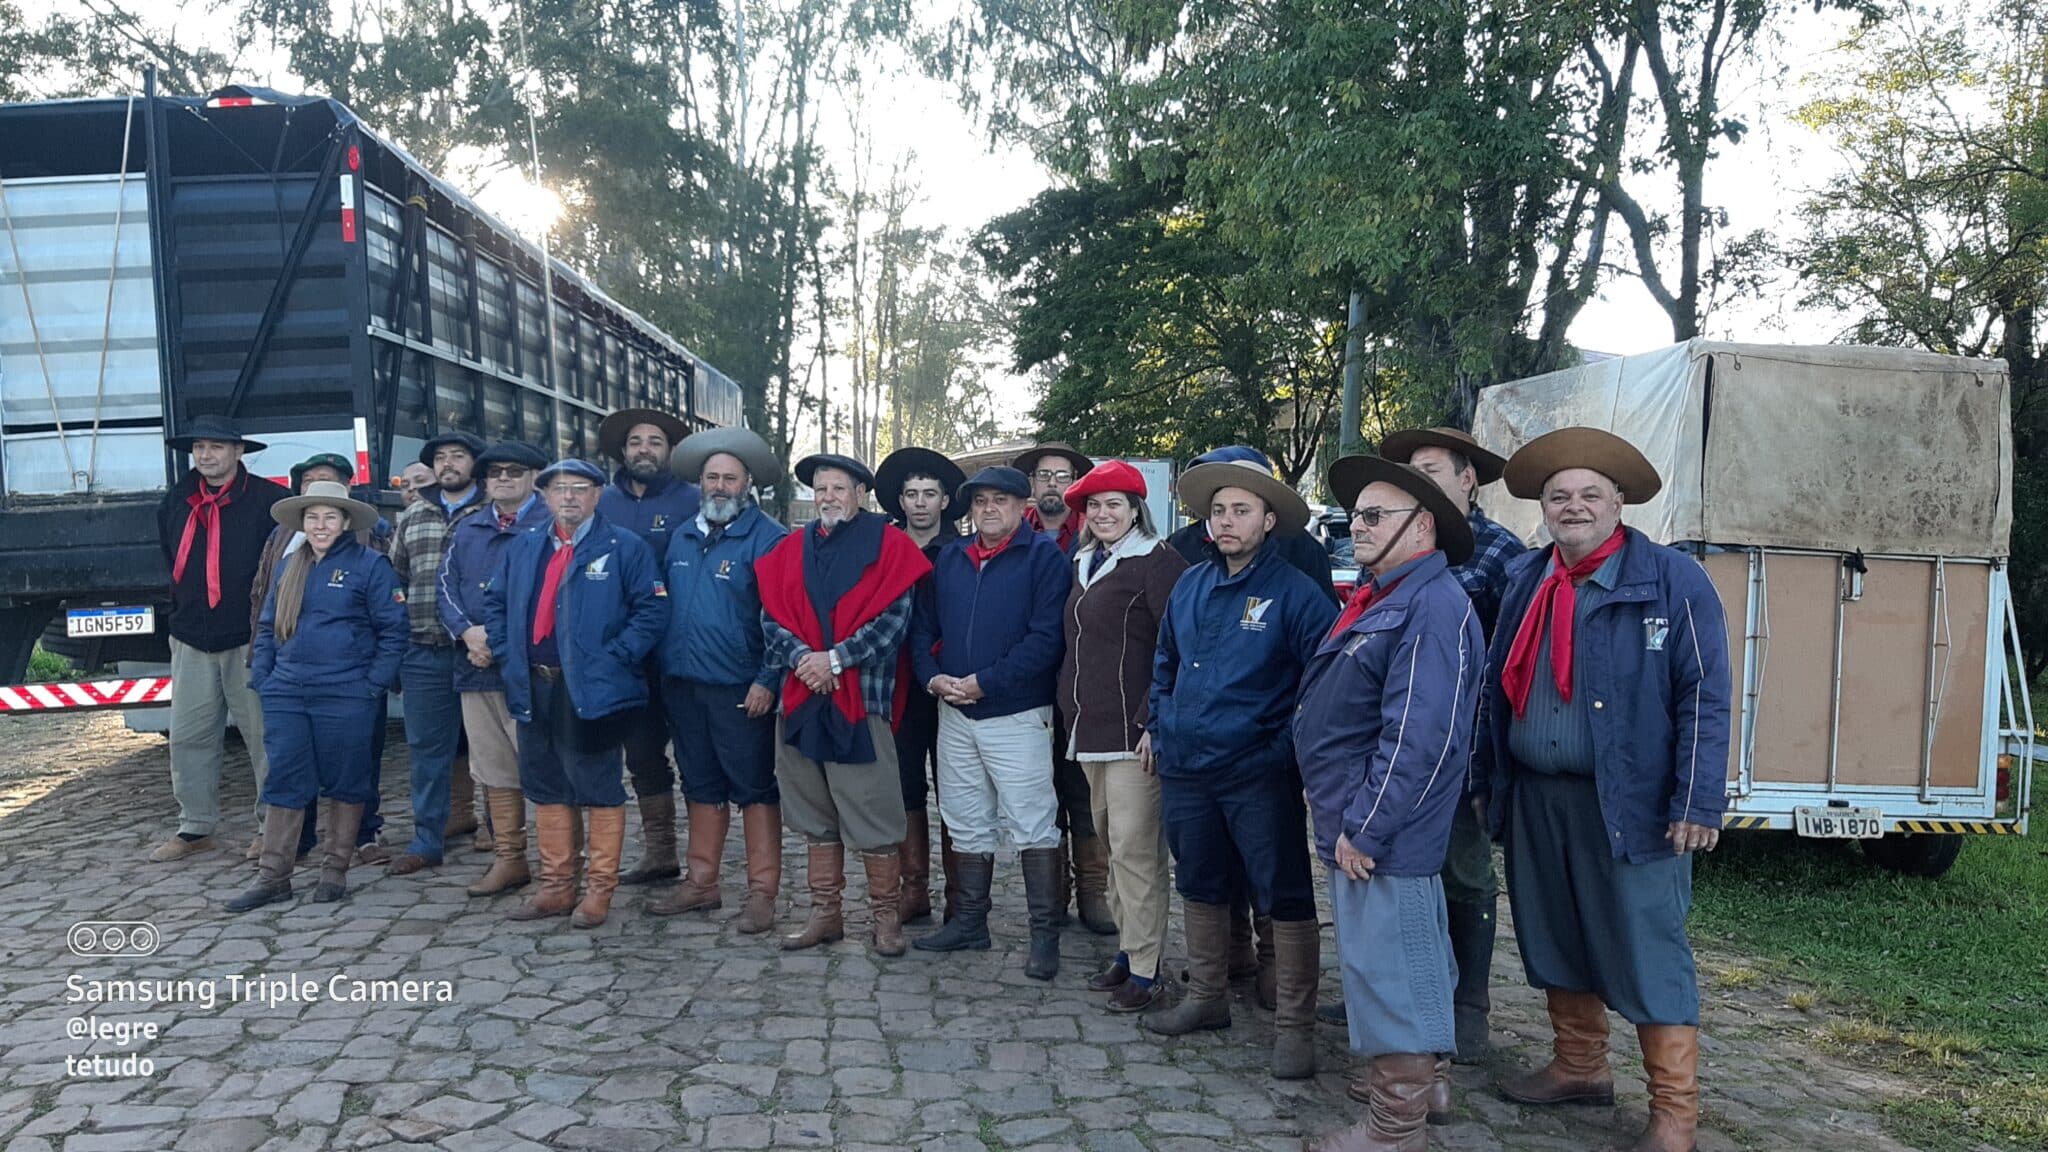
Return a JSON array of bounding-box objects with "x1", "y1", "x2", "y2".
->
[{"x1": 828, "y1": 649, "x2": 844, "y2": 677}]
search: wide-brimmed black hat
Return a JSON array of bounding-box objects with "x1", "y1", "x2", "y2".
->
[
  {"x1": 598, "y1": 408, "x2": 691, "y2": 461},
  {"x1": 795, "y1": 453, "x2": 874, "y2": 489},
  {"x1": 418, "y1": 431, "x2": 486, "y2": 466},
  {"x1": 477, "y1": 441, "x2": 549, "y2": 471},
  {"x1": 875, "y1": 447, "x2": 967, "y2": 521},
  {"x1": 167, "y1": 415, "x2": 265, "y2": 452},
  {"x1": 954, "y1": 465, "x2": 1031, "y2": 512},
  {"x1": 1326, "y1": 455, "x2": 1474, "y2": 565}
]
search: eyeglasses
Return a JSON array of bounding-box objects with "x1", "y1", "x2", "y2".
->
[
  {"x1": 1032, "y1": 469, "x2": 1074, "y2": 484},
  {"x1": 548, "y1": 481, "x2": 598, "y2": 495},
  {"x1": 486, "y1": 466, "x2": 530, "y2": 479},
  {"x1": 1351, "y1": 506, "x2": 1419, "y2": 526}
]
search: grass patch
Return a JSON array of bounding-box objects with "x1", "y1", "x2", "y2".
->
[
  {"x1": 26, "y1": 645, "x2": 71, "y2": 683},
  {"x1": 1692, "y1": 767, "x2": 2048, "y2": 1149}
]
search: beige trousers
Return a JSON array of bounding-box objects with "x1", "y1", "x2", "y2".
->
[
  {"x1": 1083, "y1": 757, "x2": 1172, "y2": 981},
  {"x1": 169, "y1": 637, "x2": 269, "y2": 836},
  {"x1": 459, "y1": 691, "x2": 522, "y2": 789}
]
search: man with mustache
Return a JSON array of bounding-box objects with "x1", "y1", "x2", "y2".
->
[
  {"x1": 757, "y1": 454, "x2": 932, "y2": 956},
  {"x1": 595, "y1": 407, "x2": 700, "y2": 889},
  {"x1": 387, "y1": 430, "x2": 489, "y2": 875},
  {"x1": 648, "y1": 428, "x2": 789, "y2": 933},
  {"x1": 1144, "y1": 458, "x2": 1335, "y2": 1081},
  {"x1": 1477, "y1": 428, "x2": 1731, "y2": 1152}
]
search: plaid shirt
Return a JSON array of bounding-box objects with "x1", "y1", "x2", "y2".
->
[
  {"x1": 762, "y1": 590, "x2": 914, "y2": 724},
  {"x1": 1455, "y1": 504, "x2": 1527, "y2": 639},
  {"x1": 389, "y1": 490, "x2": 486, "y2": 644}
]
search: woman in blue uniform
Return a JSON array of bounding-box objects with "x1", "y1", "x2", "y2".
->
[{"x1": 227, "y1": 481, "x2": 408, "y2": 911}]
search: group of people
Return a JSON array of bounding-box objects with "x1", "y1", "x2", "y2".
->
[{"x1": 151, "y1": 408, "x2": 1729, "y2": 1152}]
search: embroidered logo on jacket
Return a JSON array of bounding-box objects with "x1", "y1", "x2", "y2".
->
[
  {"x1": 1240, "y1": 596, "x2": 1273, "y2": 631},
  {"x1": 715, "y1": 559, "x2": 734, "y2": 580},
  {"x1": 585, "y1": 554, "x2": 612, "y2": 581},
  {"x1": 1644, "y1": 617, "x2": 1670, "y2": 651},
  {"x1": 327, "y1": 569, "x2": 348, "y2": 587}
]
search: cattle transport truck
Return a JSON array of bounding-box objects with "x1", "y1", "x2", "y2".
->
[
  {"x1": 1474, "y1": 341, "x2": 2033, "y2": 877},
  {"x1": 0, "y1": 84, "x2": 742, "y2": 700}
]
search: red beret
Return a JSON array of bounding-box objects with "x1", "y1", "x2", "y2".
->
[{"x1": 1063, "y1": 459, "x2": 1148, "y2": 516}]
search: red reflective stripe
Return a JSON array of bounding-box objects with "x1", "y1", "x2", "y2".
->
[
  {"x1": 341, "y1": 208, "x2": 357, "y2": 242},
  {"x1": 211, "y1": 96, "x2": 254, "y2": 107},
  {"x1": 0, "y1": 677, "x2": 173, "y2": 711}
]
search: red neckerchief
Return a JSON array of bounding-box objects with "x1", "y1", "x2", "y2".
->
[
  {"x1": 1325, "y1": 557, "x2": 1428, "y2": 641},
  {"x1": 1501, "y1": 525, "x2": 1627, "y2": 717},
  {"x1": 531, "y1": 525, "x2": 577, "y2": 643},
  {"x1": 173, "y1": 473, "x2": 241, "y2": 608},
  {"x1": 966, "y1": 531, "x2": 1015, "y2": 571}
]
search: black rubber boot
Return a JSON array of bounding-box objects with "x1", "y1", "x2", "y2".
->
[
  {"x1": 913, "y1": 852, "x2": 993, "y2": 951},
  {"x1": 1021, "y1": 846, "x2": 1063, "y2": 980},
  {"x1": 1447, "y1": 895, "x2": 1497, "y2": 1062}
]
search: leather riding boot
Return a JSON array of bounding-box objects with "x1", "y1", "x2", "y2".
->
[
  {"x1": 1305, "y1": 1052, "x2": 1437, "y2": 1152},
  {"x1": 1021, "y1": 846, "x2": 1063, "y2": 980},
  {"x1": 650, "y1": 802, "x2": 728, "y2": 915},
  {"x1": 572, "y1": 806, "x2": 625, "y2": 928},
  {"x1": 1072, "y1": 832, "x2": 1116, "y2": 935},
  {"x1": 620, "y1": 792, "x2": 681, "y2": 885},
  {"x1": 468, "y1": 787, "x2": 531, "y2": 896},
  {"x1": 899, "y1": 808, "x2": 933, "y2": 922},
  {"x1": 445, "y1": 755, "x2": 478, "y2": 839},
  {"x1": 1633, "y1": 1025, "x2": 1700, "y2": 1152},
  {"x1": 1051, "y1": 832, "x2": 1073, "y2": 926},
  {"x1": 1271, "y1": 918, "x2": 1320, "y2": 1079},
  {"x1": 1428, "y1": 1055, "x2": 1453, "y2": 1125},
  {"x1": 1447, "y1": 896, "x2": 1496, "y2": 1062},
  {"x1": 939, "y1": 822, "x2": 963, "y2": 923},
  {"x1": 1498, "y1": 989, "x2": 1616, "y2": 1105},
  {"x1": 226, "y1": 805, "x2": 305, "y2": 911},
  {"x1": 311, "y1": 800, "x2": 365, "y2": 902},
  {"x1": 781, "y1": 841, "x2": 846, "y2": 950},
  {"x1": 508, "y1": 805, "x2": 578, "y2": 920},
  {"x1": 1146, "y1": 901, "x2": 1234, "y2": 1035},
  {"x1": 736, "y1": 804, "x2": 782, "y2": 934},
  {"x1": 862, "y1": 849, "x2": 907, "y2": 957},
  {"x1": 913, "y1": 852, "x2": 993, "y2": 951}
]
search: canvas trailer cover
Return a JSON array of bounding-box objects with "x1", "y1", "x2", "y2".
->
[{"x1": 1472, "y1": 340, "x2": 2031, "y2": 837}]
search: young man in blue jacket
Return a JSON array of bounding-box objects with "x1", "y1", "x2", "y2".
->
[
  {"x1": 649, "y1": 428, "x2": 790, "y2": 933},
  {"x1": 485, "y1": 459, "x2": 668, "y2": 929},
  {"x1": 595, "y1": 407, "x2": 699, "y2": 888},
  {"x1": 909, "y1": 466, "x2": 1074, "y2": 978},
  {"x1": 1478, "y1": 428, "x2": 1731, "y2": 1152},
  {"x1": 1144, "y1": 459, "x2": 1336, "y2": 1080},
  {"x1": 437, "y1": 440, "x2": 552, "y2": 898},
  {"x1": 1296, "y1": 457, "x2": 1484, "y2": 1150}
]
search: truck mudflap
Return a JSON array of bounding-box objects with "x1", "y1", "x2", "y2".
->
[{"x1": 0, "y1": 676, "x2": 171, "y2": 712}]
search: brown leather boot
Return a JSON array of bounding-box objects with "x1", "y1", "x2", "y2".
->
[
  {"x1": 899, "y1": 808, "x2": 932, "y2": 922},
  {"x1": 445, "y1": 755, "x2": 479, "y2": 838},
  {"x1": 1271, "y1": 918, "x2": 1319, "y2": 1080},
  {"x1": 572, "y1": 806, "x2": 625, "y2": 928},
  {"x1": 781, "y1": 841, "x2": 845, "y2": 950},
  {"x1": 736, "y1": 804, "x2": 782, "y2": 934},
  {"x1": 467, "y1": 787, "x2": 531, "y2": 896},
  {"x1": 863, "y1": 849, "x2": 906, "y2": 957},
  {"x1": 1072, "y1": 831, "x2": 1117, "y2": 935},
  {"x1": 1427, "y1": 1055, "x2": 1453, "y2": 1125},
  {"x1": 311, "y1": 800, "x2": 365, "y2": 903},
  {"x1": 1498, "y1": 989, "x2": 1616, "y2": 1105},
  {"x1": 650, "y1": 802, "x2": 728, "y2": 915},
  {"x1": 1633, "y1": 1025, "x2": 1700, "y2": 1152},
  {"x1": 1305, "y1": 1052, "x2": 1436, "y2": 1152},
  {"x1": 225, "y1": 805, "x2": 305, "y2": 911},
  {"x1": 508, "y1": 805, "x2": 578, "y2": 920},
  {"x1": 620, "y1": 792, "x2": 681, "y2": 885},
  {"x1": 939, "y1": 821, "x2": 963, "y2": 923},
  {"x1": 1145, "y1": 901, "x2": 1233, "y2": 1035}
]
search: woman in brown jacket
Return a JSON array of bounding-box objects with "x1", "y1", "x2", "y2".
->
[{"x1": 1057, "y1": 460, "x2": 1188, "y2": 1011}]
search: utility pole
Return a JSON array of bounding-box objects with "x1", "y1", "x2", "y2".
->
[{"x1": 1340, "y1": 288, "x2": 1365, "y2": 456}]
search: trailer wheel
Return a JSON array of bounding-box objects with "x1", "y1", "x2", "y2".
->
[{"x1": 1860, "y1": 832, "x2": 1964, "y2": 878}]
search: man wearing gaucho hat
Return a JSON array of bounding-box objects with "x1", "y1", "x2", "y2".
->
[
  {"x1": 595, "y1": 407, "x2": 700, "y2": 889},
  {"x1": 757, "y1": 453, "x2": 932, "y2": 956},
  {"x1": 1477, "y1": 428, "x2": 1730, "y2": 1152},
  {"x1": 874, "y1": 446, "x2": 968, "y2": 923},
  {"x1": 1144, "y1": 457, "x2": 1335, "y2": 1081},
  {"x1": 1296, "y1": 455, "x2": 1484, "y2": 1151}
]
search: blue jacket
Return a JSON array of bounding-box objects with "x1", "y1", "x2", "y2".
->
[
  {"x1": 599, "y1": 469, "x2": 700, "y2": 560},
  {"x1": 1295, "y1": 552, "x2": 1483, "y2": 876},
  {"x1": 661, "y1": 505, "x2": 788, "y2": 687},
  {"x1": 436, "y1": 495, "x2": 551, "y2": 693},
  {"x1": 1476, "y1": 528, "x2": 1733, "y2": 862},
  {"x1": 484, "y1": 512, "x2": 668, "y2": 722},
  {"x1": 250, "y1": 534, "x2": 408, "y2": 699},
  {"x1": 911, "y1": 521, "x2": 1072, "y2": 719},
  {"x1": 1149, "y1": 538, "x2": 1337, "y2": 787}
]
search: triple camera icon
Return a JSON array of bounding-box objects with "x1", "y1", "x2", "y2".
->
[{"x1": 68, "y1": 921, "x2": 161, "y2": 958}]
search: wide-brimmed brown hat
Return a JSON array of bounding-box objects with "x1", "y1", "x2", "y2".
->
[
  {"x1": 1011, "y1": 442, "x2": 1094, "y2": 481},
  {"x1": 1378, "y1": 427, "x2": 1507, "y2": 488},
  {"x1": 271, "y1": 480, "x2": 380, "y2": 533},
  {"x1": 597, "y1": 408, "x2": 691, "y2": 460},
  {"x1": 672, "y1": 426, "x2": 783, "y2": 487},
  {"x1": 1503, "y1": 427, "x2": 1662, "y2": 504},
  {"x1": 1177, "y1": 460, "x2": 1311, "y2": 533},
  {"x1": 1327, "y1": 456, "x2": 1474, "y2": 565}
]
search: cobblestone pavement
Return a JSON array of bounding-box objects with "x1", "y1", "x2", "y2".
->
[{"x1": 0, "y1": 713, "x2": 1952, "y2": 1151}]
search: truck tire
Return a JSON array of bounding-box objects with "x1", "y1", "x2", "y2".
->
[
  {"x1": 0, "y1": 603, "x2": 57, "y2": 684},
  {"x1": 1860, "y1": 832, "x2": 1964, "y2": 878}
]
